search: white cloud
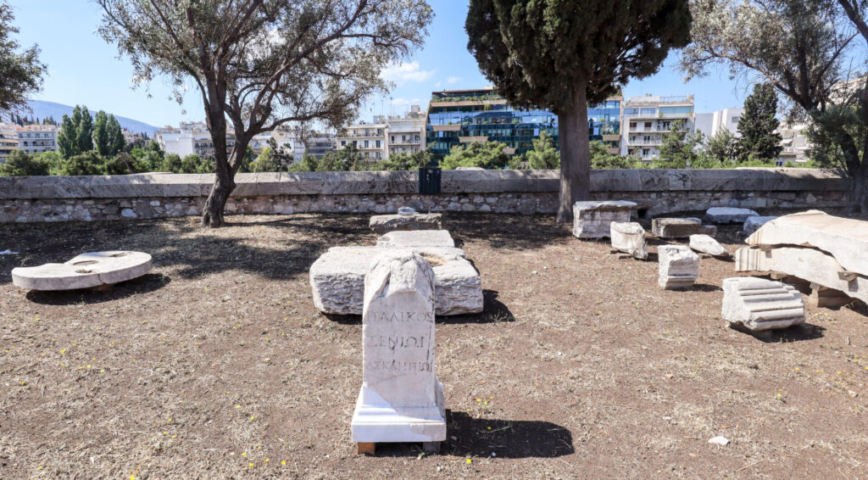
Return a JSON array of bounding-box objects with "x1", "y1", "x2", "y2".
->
[
  {"x1": 381, "y1": 61, "x2": 435, "y2": 83},
  {"x1": 391, "y1": 97, "x2": 410, "y2": 107},
  {"x1": 447, "y1": 76, "x2": 461, "y2": 85}
]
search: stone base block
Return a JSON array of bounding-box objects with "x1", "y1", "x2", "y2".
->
[
  {"x1": 377, "y1": 230, "x2": 455, "y2": 248},
  {"x1": 610, "y1": 222, "x2": 647, "y2": 259},
  {"x1": 310, "y1": 246, "x2": 482, "y2": 316},
  {"x1": 652, "y1": 218, "x2": 718, "y2": 238},
  {"x1": 572, "y1": 201, "x2": 636, "y2": 239},
  {"x1": 351, "y1": 381, "x2": 446, "y2": 444},
  {"x1": 370, "y1": 213, "x2": 443, "y2": 235},
  {"x1": 658, "y1": 245, "x2": 699, "y2": 290}
]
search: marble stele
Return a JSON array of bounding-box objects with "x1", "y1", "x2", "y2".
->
[{"x1": 351, "y1": 252, "x2": 447, "y2": 446}]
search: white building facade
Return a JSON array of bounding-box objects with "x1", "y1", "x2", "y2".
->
[
  {"x1": 336, "y1": 107, "x2": 427, "y2": 160},
  {"x1": 155, "y1": 122, "x2": 235, "y2": 159},
  {"x1": 695, "y1": 107, "x2": 743, "y2": 140},
  {"x1": 621, "y1": 95, "x2": 695, "y2": 161}
]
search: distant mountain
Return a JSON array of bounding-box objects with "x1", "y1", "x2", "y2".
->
[{"x1": 13, "y1": 100, "x2": 160, "y2": 135}]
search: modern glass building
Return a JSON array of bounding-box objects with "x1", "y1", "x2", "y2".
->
[{"x1": 426, "y1": 88, "x2": 622, "y2": 158}]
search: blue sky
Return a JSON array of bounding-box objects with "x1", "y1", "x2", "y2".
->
[{"x1": 10, "y1": 0, "x2": 749, "y2": 128}]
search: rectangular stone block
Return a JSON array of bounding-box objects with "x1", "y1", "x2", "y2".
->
[
  {"x1": 610, "y1": 222, "x2": 647, "y2": 259},
  {"x1": 652, "y1": 218, "x2": 717, "y2": 238},
  {"x1": 658, "y1": 245, "x2": 699, "y2": 289},
  {"x1": 572, "y1": 201, "x2": 637, "y2": 239}
]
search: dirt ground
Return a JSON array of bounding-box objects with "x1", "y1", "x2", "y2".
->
[{"x1": 2, "y1": 210, "x2": 868, "y2": 479}]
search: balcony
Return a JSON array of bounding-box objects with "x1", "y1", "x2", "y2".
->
[
  {"x1": 602, "y1": 134, "x2": 621, "y2": 142},
  {"x1": 459, "y1": 136, "x2": 489, "y2": 144},
  {"x1": 340, "y1": 133, "x2": 384, "y2": 139},
  {"x1": 627, "y1": 138, "x2": 663, "y2": 146},
  {"x1": 432, "y1": 124, "x2": 461, "y2": 132}
]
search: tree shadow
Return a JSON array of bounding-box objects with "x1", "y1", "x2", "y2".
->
[
  {"x1": 692, "y1": 283, "x2": 723, "y2": 292},
  {"x1": 447, "y1": 213, "x2": 570, "y2": 252},
  {"x1": 735, "y1": 323, "x2": 825, "y2": 343},
  {"x1": 371, "y1": 411, "x2": 574, "y2": 458},
  {"x1": 24, "y1": 273, "x2": 171, "y2": 305},
  {"x1": 324, "y1": 291, "x2": 514, "y2": 325}
]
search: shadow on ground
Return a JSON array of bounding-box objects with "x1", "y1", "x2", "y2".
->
[
  {"x1": 24, "y1": 273, "x2": 171, "y2": 305},
  {"x1": 325, "y1": 290, "x2": 515, "y2": 325},
  {"x1": 740, "y1": 323, "x2": 826, "y2": 343}
]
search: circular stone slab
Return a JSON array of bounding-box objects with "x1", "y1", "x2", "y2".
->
[{"x1": 11, "y1": 251, "x2": 153, "y2": 291}]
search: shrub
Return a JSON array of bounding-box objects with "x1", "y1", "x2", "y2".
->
[{"x1": 0, "y1": 150, "x2": 52, "y2": 176}]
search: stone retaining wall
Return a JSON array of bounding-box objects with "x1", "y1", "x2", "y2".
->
[{"x1": 0, "y1": 168, "x2": 849, "y2": 223}]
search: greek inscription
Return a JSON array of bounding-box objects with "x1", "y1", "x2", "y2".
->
[{"x1": 365, "y1": 335, "x2": 427, "y2": 350}]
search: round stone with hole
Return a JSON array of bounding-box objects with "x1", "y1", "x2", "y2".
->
[{"x1": 11, "y1": 251, "x2": 153, "y2": 291}]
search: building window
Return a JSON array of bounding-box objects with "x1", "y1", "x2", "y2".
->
[
  {"x1": 644, "y1": 122, "x2": 652, "y2": 128},
  {"x1": 375, "y1": 140, "x2": 381, "y2": 148},
  {"x1": 629, "y1": 122, "x2": 637, "y2": 129},
  {"x1": 732, "y1": 116, "x2": 740, "y2": 124}
]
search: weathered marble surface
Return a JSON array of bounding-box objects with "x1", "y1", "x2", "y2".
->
[
  {"x1": 652, "y1": 218, "x2": 718, "y2": 238},
  {"x1": 309, "y1": 246, "x2": 482, "y2": 316},
  {"x1": 658, "y1": 245, "x2": 699, "y2": 289},
  {"x1": 722, "y1": 277, "x2": 806, "y2": 331},
  {"x1": 351, "y1": 252, "x2": 446, "y2": 444},
  {"x1": 572, "y1": 200, "x2": 637, "y2": 239},
  {"x1": 689, "y1": 234, "x2": 730, "y2": 257},
  {"x1": 735, "y1": 246, "x2": 868, "y2": 304},
  {"x1": 747, "y1": 210, "x2": 868, "y2": 276},
  {"x1": 705, "y1": 207, "x2": 759, "y2": 224},
  {"x1": 377, "y1": 230, "x2": 455, "y2": 248},
  {"x1": 369, "y1": 212, "x2": 443, "y2": 235},
  {"x1": 610, "y1": 222, "x2": 648, "y2": 259},
  {"x1": 742, "y1": 216, "x2": 778, "y2": 235},
  {"x1": 12, "y1": 251, "x2": 152, "y2": 291}
]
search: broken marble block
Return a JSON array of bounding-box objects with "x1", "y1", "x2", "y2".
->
[
  {"x1": 742, "y1": 216, "x2": 778, "y2": 236},
  {"x1": 369, "y1": 211, "x2": 443, "y2": 235},
  {"x1": 610, "y1": 222, "x2": 648, "y2": 260},
  {"x1": 309, "y1": 246, "x2": 482, "y2": 316},
  {"x1": 572, "y1": 200, "x2": 637, "y2": 239},
  {"x1": 705, "y1": 207, "x2": 759, "y2": 224},
  {"x1": 652, "y1": 218, "x2": 718, "y2": 239},
  {"x1": 658, "y1": 245, "x2": 700, "y2": 290},
  {"x1": 689, "y1": 234, "x2": 730, "y2": 257},
  {"x1": 746, "y1": 210, "x2": 868, "y2": 276},
  {"x1": 11, "y1": 251, "x2": 152, "y2": 291},
  {"x1": 722, "y1": 277, "x2": 806, "y2": 331},
  {"x1": 377, "y1": 230, "x2": 455, "y2": 248},
  {"x1": 351, "y1": 251, "x2": 446, "y2": 446}
]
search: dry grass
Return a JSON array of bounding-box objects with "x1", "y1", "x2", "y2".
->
[{"x1": 1, "y1": 211, "x2": 867, "y2": 479}]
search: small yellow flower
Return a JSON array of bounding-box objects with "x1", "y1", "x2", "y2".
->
[
  {"x1": 167, "y1": 418, "x2": 172, "y2": 423},
  {"x1": 249, "y1": 462, "x2": 254, "y2": 467},
  {"x1": 86, "y1": 365, "x2": 91, "y2": 369},
  {"x1": 163, "y1": 431, "x2": 167, "y2": 435},
  {"x1": 249, "y1": 416, "x2": 255, "y2": 420},
  {"x1": 487, "y1": 426, "x2": 491, "y2": 430},
  {"x1": 60, "y1": 349, "x2": 66, "y2": 354},
  {"x1": 281, "y1": 460, "x2": 286, "y2": 466},
  {"x1": 20, "y1": 381, "x2": 26, "y2": 386},
  {"x1": 265, "y1": 458, "x2": 269, "y2": 463},
  {"x1": 236, "y1": 405, "x2": 241, "y2": 409},
  {"x1": 242, "y1": 452, "x2": 247, "y2": 457},
  {"x1": 171, "y1": 435, "x2": 176, "y2": 438},
  {"x1": 466, "y1": 458, "x2": 472, "y2": 464},
  {"x1": 475, "y1": 398, "x2": 481, "y2": 402}
]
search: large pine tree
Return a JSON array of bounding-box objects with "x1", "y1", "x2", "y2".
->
[
  {"x1": 736, "y1": 83, "x2": 782, "y2": 162},
  {"x1": 466, "y1": 0, "x2": 691, "y2": 222}
]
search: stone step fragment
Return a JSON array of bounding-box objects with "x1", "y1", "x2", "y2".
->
[
  {"x1": 689, "y1": 234, "x2": 730, "y2": 257},
  {"x1": 658, "y1": 245, "x2": 699, "y2": 289},
  {"x1": 722, "y1": 277, "x2": 806, "y2": 331},
  {"x1": 742, "y1": 216, "x2": 778, "y2": 236},
  {"x1": 369, "y1": 210, "x2": 443, "y2": 235},
  {"x1": 705, "y1": 207, "x2": 759, "y2": 224},
  {"x1": 734, "y1": 246, "x2": 868, "y2": 304},
  {"x1": 652, "y1": 218, "x2": 717, "y2": 238},
  {"x1": 12, "y1": 251, "x2": 152, "y2": 291},
  {"x1": 746, "y1": 210, "x2": 868, "y2": 276},
  {"x1": 610, "y1": 222, "x2": 647, "y2": 259},
  {"x1": 309, "y1": 246, "x2": 482, "y2": 316},
  {"x1": 377, "y1": 230, "x2": 455, "y2": 248},
  {"x1": 572, "y1": 200, "x2": 637, "y2": 239}
]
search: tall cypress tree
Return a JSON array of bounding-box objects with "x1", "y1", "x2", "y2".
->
[
  {"x1": 466, "y1": 0, "x2": 691, "y2": 222},
  {"x1": 736, "y1": 83, "x2": 783, "y2": 162},
  {"x1": 106, "y1": 114, "x2": 125, "y2": 156},
  {"x1": 76, "y1": 106, "x2": 94, "y2": 153},
  {"x1": 92, "y1": 111, "x2": 110, "y2": 156},
  {"x1": 57, "y1": 113, "x2": 79, "y2": 159}
]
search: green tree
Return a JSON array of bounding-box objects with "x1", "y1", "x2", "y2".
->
[
  {"x1": 93, "y1": 111, "x2": 110, "y2": 156},
  {"x1": 440, "y1": 141, "x2": 510, "y2": 170},
  {"x1": 180, "y1": 154, "x2": 211, "y2": 174},
  {"x1": 76, "y1": 106, "x2": 94, "y2": 154},
  {"x1": 466, "y1": 0, "x2": 691, "y2": 222},
  {"x1": 680, "y1": 0, "x2": 868, "y2": 211},
  {"x1": 0, "y1": 2, "x2": 46, "y2": 113},
  {"x1": 707, "y1": 128, "x2": 738, "y2": 162},
  {"x1": 57, "y1": 151, "x2": 105, "y2": 176},
  {"x1": 250, "y1": 147, "x2": 285, "y2": 173},
  {"x1": 161, "y1": 153, "x2": 182, "y2": 173},
  {"x1": 98, "y1": 0, "x2": 433, "y2": 227},
  {"x1": 737, "y1": 84, "x2": 783, "y2": 162},
  {"x1": 287, "y1": 153, "x2": 320, "y2": 173},
  {"x1": 0, "y1": 150, "x2": 51, "y2": 176},
  {"x1": 658, "y1": 119, "x2": 696, "y2": 167},
  {"x1": 589, "y1": 141, "x2": 645, "y2": 169},
  {"x1": 57, "y1": 113, "x2": 79, "y2": 158},
  {"x1": 522, "y1": 131, "x2": 560, "y2": 169},
  {"x1": 378, "y1": 150, "x2": 431, "y2": 171},
  {"x1": 106, "y1": 114, "x2": 125, "y2": 156},
  {"x1": 105, "y1": 152, "x2": 147, "y2": 175}
]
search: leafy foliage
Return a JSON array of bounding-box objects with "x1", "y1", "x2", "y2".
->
[
  {"x1": 0, "y1": 2, "x2": 46, "y2": 113},
  {"x1": 440, "y1": 141, "x2": 510, "y2": 170},
  {"x1": 658, "y1": 119, "x2": 705, "y2": 167},
  {"x1": 0, "y1": 150, "x2": 52, "y2": 176},
  {"x1": 737, "y1": 83, "x2": 783, "y2": 162},
  {"x1": 57, "y1": 151, "x2": 105, "y2": 176},
  {"x1": 706, "y1": 128, "x2": 738, "y2": 162},
  {"x1": 522, "y1": 131, "x2": 560, "y2": 170}
]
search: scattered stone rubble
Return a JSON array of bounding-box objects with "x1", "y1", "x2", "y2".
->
[
  {"x1": 689, "y1": 234, "x2": 730, "y2": 257},
  {"x1": 572, "y1": 201, "x2": 637, "y2": 239},
  {"x1": 12, "y1": 251, "x2": 152, "y2": 291},
  {"x1": 658, "y1": 245, "x2": 699, "y2": 290},
  {"x1": 652, "y1": 218, "x2": 717, "y2": 239},
  {"x1": 610, "y1": 222, "x2": 648, "y2": 260},
  {"x1": 722, "y1": 277, "x2": 806, "y2": 331}
]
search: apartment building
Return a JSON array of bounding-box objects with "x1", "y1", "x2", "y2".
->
[
  {"x1": 155, "y1": 122, "x2": 235, "y2": 158},
  {"x1": 16, "y1": 124, "x2": 59, "y2": 154},
  {"x1": 777, "y1": 123, "x2": 811, "y2": 164},
  {"x1": 336, "y1": 117, "x2": 388, "y2": 160},
  {"x1": 695, "y1": 107, "x2": 743, "y2": 139},
  {"x1": 0, "y1": 123, "x2": 19, "y2": 163},
  {"x1": 387, "y1": 106, "x2": 427, "y2": 156},
  {"x1": 426, "y1": 88, "x2": 622, "y2": 158},
  {"x1": 622, "y1": 95, "x2": 695, "y2": 161}
]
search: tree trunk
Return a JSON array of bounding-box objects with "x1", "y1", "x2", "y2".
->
[
  {"x1": 201, "y1": 101, "x2": 232, "y2": 227},
  {"x1": 852, "y1": 161, "x2": 868, "y2": 214},
  {"x1": 556, "y1": 84, "x2": 591, "y2": 223}
]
